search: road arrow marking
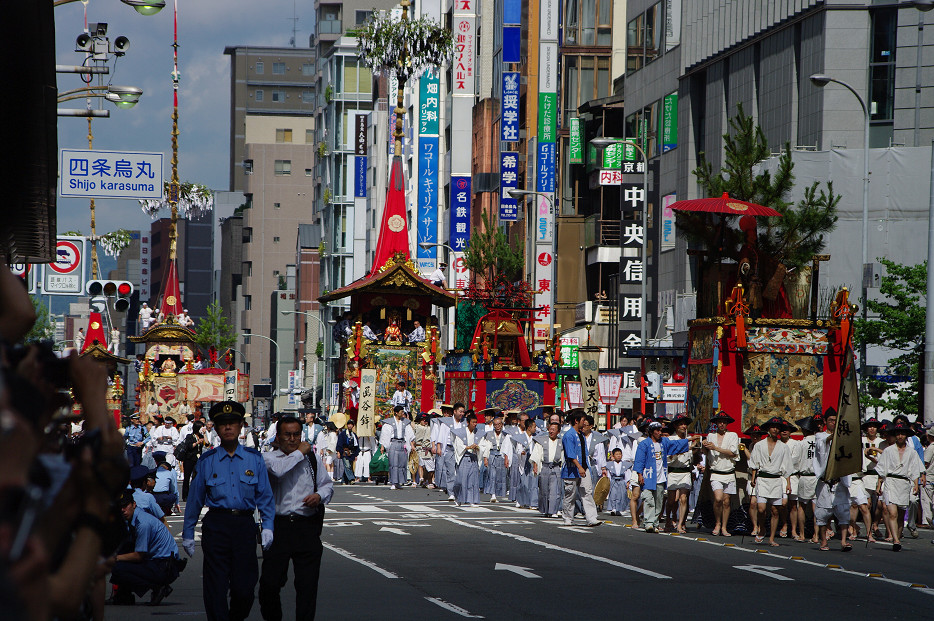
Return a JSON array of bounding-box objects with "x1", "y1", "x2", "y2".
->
[
  {"x1": 734, "y1": 565, "x2": 793, "y2": 581},
  {"x1": 495, "y1": 563, "x2": 541, "y2": 578},
  {"x1": 379, "y1": 527, "x2": 410, "y2": 536}
]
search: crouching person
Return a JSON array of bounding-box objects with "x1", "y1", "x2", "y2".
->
[{"x1": 110, "y1": 489, "x2": 184, "y2": 605}]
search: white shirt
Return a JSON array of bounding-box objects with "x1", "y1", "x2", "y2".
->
[
  {"x1": 408, "y1": 325, "x2": 425, "y2": 343},
  {"x1": 362, "y1": 325, "x2": 379, "y2": 340},
  {"x1": 390, "y1": 390, "x2": 413, "y2": 412},
  {"x1": 263, "y1": 449, "x2": 333, "y2": 516},
  {"x1": 428, "y1": 268, "x2": 445, "y2": 284},
  {"x1": 652, "y1": 441, "x2": 666, "y2": 484},
  {"x1": 379, "y1": 418, "x2": 414, "y2": 451},
  {"x1": 150, "y1": 425, "x2": 180, "y2": 448}
]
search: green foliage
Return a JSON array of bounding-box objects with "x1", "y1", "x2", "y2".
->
[
  {"x1": 62, "y1": 230, "x2": 83, "y2": 236},
  {"x1": 463, "y1": 211, "x2": 524, "y2": 282},
  {"x1": 455, "y1": 300, "x2": 487, "y2": 350},
  {"x1": 233, "y1": 203, "x2": 249, "y2": 216},
  {"x1": 680, "y1": 104, "x2": 839, "y2": 271},
  {"x1": 278, "y1": 275, "x2": 288, "y2": 290},
  {"x1": 24, "y1": 296, "x2": 54, "y2": 343},
  {"x1": 193, "y1": 301, "x2": 237, "y2": 358},
  {"x1": 854, "y1": 258, "x2": 926, "y2": 416},
  {"x1": 315, "y1": 341, "x2": 324, "y2": 358},
  {"x1": 356, "y1": 13, "x2": 454, "y2": 85}
]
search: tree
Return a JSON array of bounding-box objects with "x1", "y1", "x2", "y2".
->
[
  {"x1": 139, "y1": 180, "x2": 214, "y2": 218},
  {"x1": 463, "y1": 211, "x2": 524, "y2": 282},
  {"x1": 854, "y1": 258, "x2": 926, "y2": 416},
  {"x1": 678, "y1": 104, "x2": 840, "y2": 271},
  {"x1": 193, "y1": 301, "x2": 237, "y2": 361},
  {"x1": 24, "y1": 296, "x2": 54, "y2": 343}
]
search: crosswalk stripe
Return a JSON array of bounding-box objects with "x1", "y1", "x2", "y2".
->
[
  {"x1": 398, "y1": 504, "x2": 439, "y2": 512},
  {"x1": 348, "y1": 505, "x2": 390, "y2": 512}
]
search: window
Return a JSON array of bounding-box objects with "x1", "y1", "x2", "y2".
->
[
  {"x1": 665, "y1": 0, "x2": 681, "y2": 52},
  {"x1": 644, "y1": 3, "x2": 661, "y2": 63},
  {"x1": 244, "y1": 295, "x2": 252, "y2": 311},
  {"x1": 273, "y1": 236, "x2": 281, "y2": 243},
  {"x1": 255, "y1": 61, "x2": 264, "y2": 74},
  {"x1": 273, "y1": 202, "x2": 281, "y2": 209},
  {"x1": 565, "y1": 0, "x2": 612, "y2": 47},
  {"x1": 869, "y1": 8, "x2": 897, "y2": 123},
  {"x1": 302, "y1": 90, "x2": 314, "y2": 104},
  {"x1": 244, "y1": 159, "x2": 253, "y2": 175},
  {"x1": 276, "y1": 128, "x2": 292, "y2": 143},
  {"x1": 274, "y1": 160, "x2": 292, "y2": 176},
  {"x1": 627, "y1": 2, "x2": 672, "y2": 74},
  {"x1": 562, "y1": 55, "x2": 612, "y2": 127},
  {"x1": 305, "y1": 168, "x2": 313, "y2": 176},
  {"x1": 302, "y1": 63, "x2": 314, "y2": 76},
  {"x1": 271, "y1": 90, "x2": 286, "y2": 102},
  {"x1": 343, "y1": 59, "x2": 373, "y2": 95},
  {"x1": 243, "y1": 228, "x2": 252, "y2": 243},
  {"x1": 244, "y1": 261, "x2": 253, "y2": 276},
  {"x1": 627, "y1": 13, "x2": 644, "y2": 72},
  {"x1": 356, "y1": 10, "x2": 373, "y2": 25},
  {"x1": 273, "y1": 62, "x2": 286, "y2": 74},
  {"x1": 255, "y1": 89, "x2": 264, "y2": 102}
]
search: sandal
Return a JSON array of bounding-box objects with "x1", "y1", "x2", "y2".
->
[
  {"x1": 793, "y1": 536, "x2": 805, "y2": 542},
  {"x1": 755, "y1": 535, "x2": 764, "y2": 544},
  {"x1": 712, "y1": 528, "x2": 721, "y2": 536},
  {"x1": 819, "y1": 546, "x2": 830, "y2": 551},
  {"x1": 770, "y1": 542, "x2": 780, "y2": 547},
  {"x1": 842, "y1": 544, "x2": 852, "y2": 552}
]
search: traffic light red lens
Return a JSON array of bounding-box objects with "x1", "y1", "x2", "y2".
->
[{"x1": 118, "y1": 283, "x2": 132, "y2": 295}]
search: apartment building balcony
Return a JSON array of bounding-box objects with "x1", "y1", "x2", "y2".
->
[{"x1": 583, "y1": 214, "x2": 621, "y2": 265}]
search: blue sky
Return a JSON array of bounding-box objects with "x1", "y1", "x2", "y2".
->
[{"x1": 54, "y1": 0, "x2": 314, "y2": 235}]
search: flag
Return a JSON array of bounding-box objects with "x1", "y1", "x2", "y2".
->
[
  {"x1": 577, "y1": 346, "x2": 601, "y2": 418},
  {"x1": 824, "y1": 345, "x2": 862, "y2": 480}
]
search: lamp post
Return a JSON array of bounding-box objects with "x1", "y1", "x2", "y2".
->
[
  {"x1": 419, "y1": 241, "x2": 457, "y2": 350},
  {"x1": 507, "y1": 189, "x2": 557, "y2": 342},
  {"x1": 810, "y1": 73, "x2": 870, "y2": 386},
  {"x1": 282, "y1": 309, "x2": 326, "y2": 409},
  {"x1": 245, "y1": 333, "x2": 280, "y2": 414},
  {"x1": 589, "y1": 137, "x2": 649, "y2": 351}
]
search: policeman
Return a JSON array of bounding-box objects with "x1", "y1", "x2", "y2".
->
[
  {"x1": 125, "y1": 413, "x2": 149, "y2": 467},
  {"x1": 111, "y1": 489, "x2": 182, "y2": 605},
  {"x1": 182, "y1": 400, "x2": 276, "y2": 621}
]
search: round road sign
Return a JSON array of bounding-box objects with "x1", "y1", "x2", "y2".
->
[
  {"x1": 9, "y1": 263, "x2": 31, "y2": 279},
  {"x1": 49, "y1": 240, "x2": 81, "y2": 274}
]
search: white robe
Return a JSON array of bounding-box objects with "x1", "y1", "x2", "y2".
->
[
  {"x1": 877, "y1": 443, "x2": 923, "y2": 507},
  {"x1": 748, "y1": 438, "x2": 792, "y2": 500}
]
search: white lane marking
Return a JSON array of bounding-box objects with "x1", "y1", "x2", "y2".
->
[
  {"x1": 379, "y1": 527, "x2": 410, "y2": 536},
  {"x1": 558, "y1": 526, "x2": 593, "y2": 534},
  {"x1": 457, "y1": 506, "x2": 494, "y2": 512},
  {"x1": 347, "y1": 505, "x2": 390, "y2": 512},
  {"x1": 322, "y1": 543, "x2": 400, "y2": 579},
  {"x1": 444, "y1": 518, "x2": 670, "y2": 580},
  {"x1": 477, "y1": 520, "x2": 534, "y2": 526},
  {"x1": 373, "y1": 521, "x2": 430, "y2": 527},
  {"x1": 425, "y1": 597, "x2": 484, "y2": 618},
  {"x1": 734, "y1": 565, "x2": 794, "y2": 581},
  {"x1": 495, "y1": 563, "x2": 541, "y2": 578},
  {"x1": 323, "y1": 522, "x2": 362, "y2": 527},
  {"x1": 398, "y1": 504, "x2": 439, "y2": 512}
]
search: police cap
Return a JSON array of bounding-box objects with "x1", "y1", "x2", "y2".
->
[{"x1": 209, "y1": 400, "x2": 246, "y2": 423}]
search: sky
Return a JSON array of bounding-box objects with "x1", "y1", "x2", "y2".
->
[{"x1": 54, "y1": 0, "x2": 315, "y2": 235}]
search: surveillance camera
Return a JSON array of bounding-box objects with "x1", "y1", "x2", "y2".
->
[{"x1": 113, "y1": 36, "x2": 130, "y2": 55}]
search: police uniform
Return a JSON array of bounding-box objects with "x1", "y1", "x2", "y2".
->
[
  {"x1": 182, "y1": 401, "x2": 276, "y2": 621},
  {"x1": 125, "y1": 416, "x2": 149, "y2": 468}
]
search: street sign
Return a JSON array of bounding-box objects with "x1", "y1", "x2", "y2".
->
[
  {"x1": 9, "y1": 263, "x2": 37, "y2": 294},
  {"x1": 59, "y1": 149, "x2": 164, "y2": 200},
  {"x1": 42, "y1": 236, "x2": 87, "y2": 295}
]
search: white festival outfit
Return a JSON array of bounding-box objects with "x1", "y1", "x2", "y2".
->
[
  {"x1": 706, "y1": 431, "x2": 740, "y2": 495},
  {"x1": 781, "y1": 437, "x2": 801, "y2": 499},
  {"x1": 749, "y1": 438, "x2": 792, "y2": 505},
  {"x1": 876, "y1": 443, "x2": 923, "y2": 508},
  {"x1": 795, "y1": 435, "x2": 819, "y2": 501},
  {"x1": 812, "y1": 430, "x2": 852, "y2": 525}
]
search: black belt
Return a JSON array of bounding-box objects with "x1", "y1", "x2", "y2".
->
[
  {"x1": 543, "y1": 462, "x2": 561, "y2": 468},
  {"x1": 275, "y1": 513, "x2": 319, "y2": 522},
  {"x1": 710, "y1": 469, "x2": 735, "y2": 475},
  {"x1": 887, "y1": 474, "x2": 911, "y2": 481},
  {"x1": 391, "y1": 438, "x2": 404, "y2": 442},
  {"x1": 797, "y1": 472, "x2": 815, "y2": 477},
  {"x1": 756, "y1": 472, "x2": 781, "y2": 479},
  {"x1": 668, "y1": 467, "x2": 692, "y2": 473},
  {"x1": 865, "y1": 469, "x2": 878, "y2": 475},
  {"x1": 209, "y1": 508, "x2": 254, "y2": 517}
]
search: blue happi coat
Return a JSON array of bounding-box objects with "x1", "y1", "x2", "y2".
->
[{"x1": 632, "y1": 436, "x2": 692, "y2": 491}]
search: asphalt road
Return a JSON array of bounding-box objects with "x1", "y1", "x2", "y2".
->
[{"x1": 107, "y1": 484, "x2": 934, "y2": 620}]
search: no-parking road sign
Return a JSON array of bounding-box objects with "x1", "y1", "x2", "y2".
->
[
  {"x1": 43, "y1": 236, "x2": 87, "y2": 295},
  {"x1": 8, "y1": 263, "x2": 37, "y2": 294}
]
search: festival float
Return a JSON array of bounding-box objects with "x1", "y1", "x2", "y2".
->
[
  {"x1": 672, "y1": 193, "x2": 849, "y2": 434},
  {"x1": 318, "y1": 158, "x2": 455, "y2": 432}
]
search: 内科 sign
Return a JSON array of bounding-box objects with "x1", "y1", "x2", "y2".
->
[{"x1": 59, "y1": 149, "x2": 164, "y2": 200}]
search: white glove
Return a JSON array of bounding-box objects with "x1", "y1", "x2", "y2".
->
[
  {"x1": 261, "y1": 529, "x2": 274, "y2": 550},
  {"x1": 182, "y1": 538, "x2": 195, "y2": 557}
]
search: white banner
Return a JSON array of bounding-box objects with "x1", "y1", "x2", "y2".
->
[
  {"x1": 578, "y1": 347, "x2": 601, "y2": 418},
  {"x1": 224, "y1": 371, "x2": 238, "y2": 401},
  {"x1": 358, "y1": 369, "x2": 377, "y2": 437}
]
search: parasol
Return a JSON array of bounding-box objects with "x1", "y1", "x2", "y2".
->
[{"x1": 669, "y1": 192, "x2": 782, "y2": 217}]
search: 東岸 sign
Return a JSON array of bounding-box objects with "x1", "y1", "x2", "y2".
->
[{"x1": 60, "y1": 149, "x2": 164, "y2": 200}]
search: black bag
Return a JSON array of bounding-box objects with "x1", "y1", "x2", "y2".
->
[{"x1": 174, "y1": 435, "x2": 195, "y2": 462}]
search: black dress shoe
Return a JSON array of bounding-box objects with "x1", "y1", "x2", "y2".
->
[{"x1": 150, "y1": 584, "x2": 172, "y2": 606}]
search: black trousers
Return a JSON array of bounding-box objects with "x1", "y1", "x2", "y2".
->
[
  {"x1": 182, "y1": 457, "x2": 198, "y2": 501},
  {"x1": 258, "y1": 513, "x2": 324, "y2": 621},
  {"x1": 201, "y1": 511, "x2": 259, "y2": 621},
  {"x1": 126, "y1": 446, "x2": 142, "y2": 468},
  {"x1": 111, "y1": 557, "x2": 179, "y2": 596}
]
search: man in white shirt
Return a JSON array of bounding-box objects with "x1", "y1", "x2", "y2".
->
[
  {"x1": 390, "y1": 381, "x2": 413, "y2": 415},
  {"x1": 138, "y1": 303, "x2": 154, "y2": 332},
  {"x1": 203, "y1": 420, "x2": 221, "y2": 448},
  {"x1": 258, "y1": 416, "x2": 333, "y2": 621},
  {"x1": 407, "y1": 320, "x2": 425, "y2": 343},
  {"x1": 150, "y1": 417, "x2": 181, "y2": 454},
  {"x1": 437, "y1": 403, "x2": 467, "y2": 500},
  {"x1": 379, "y1": 405, "x2": 415, "y2": 489},
  {"x1": 428, "y1": 262, "x2": 446, "y2": 287},
  {"x1": 361, "y1": 321, "x2": 379, "y2": 341}
]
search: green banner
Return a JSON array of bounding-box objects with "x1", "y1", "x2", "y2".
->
[
  {"x1": 418, "y1": 73, "x2": 440, "y2": 136},
  {"x1": 660, "y1": 92, "x2": 678, "y2": 152},
  {"x1": 538, "y1": 92, "x2": 558, "y2": 143},
  {"x1": 569, "y1": 117, "x2": 583, "y2": 164}
]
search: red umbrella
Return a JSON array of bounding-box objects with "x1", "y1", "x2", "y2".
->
[{"x1": 669, "y1": 192, "x2": 782, "y2": 217}]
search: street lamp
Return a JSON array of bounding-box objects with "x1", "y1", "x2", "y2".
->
[
  {"x1": 589, "y1": 137, "x2": 649, "y2": 351},
  {"x1": 244, "y1": 333, "x2": 280, "y2": 414},
  {"x1": 507, "y1": 189, "x2": 558, "y2": 341},
  {"x1": 810, "y1": 73, "x2": 871, "y2": 384},
  {"x1": 282, "y1": 309, "x2": 326, "y2": 409}
]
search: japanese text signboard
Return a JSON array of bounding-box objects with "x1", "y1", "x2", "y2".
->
[
  {"x1": 42, "y1": 236, "x2": 87, "y2": 295},
  {"x1": 499, "y1": 151, "x2": 519, "y2": 221},
  {"x1": 416, "y1": 137, "x2": 440, "y2": 271},
  {"x1": 358, "y1": 369, "x2": 377, "y2": 437},
  {"x1": 501, "y1": 72, "x2": 520, "y2": 142},
  {"x1": 60, "y1": 149, "x2": 163, "y2": 200},
  {"x1": 577, "y1": 346, "x2": 602, "y2": 417},
  {"x1": 418, "y1": 74, "x2": 440, "y2": 136},
  {"x1": 450, "y1": 176, "x2": 472, "y2": 252}
]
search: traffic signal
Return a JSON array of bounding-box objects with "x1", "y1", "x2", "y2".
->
[{"x1": 86, "y1": 280, "x2": 134, "y2": 311}]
